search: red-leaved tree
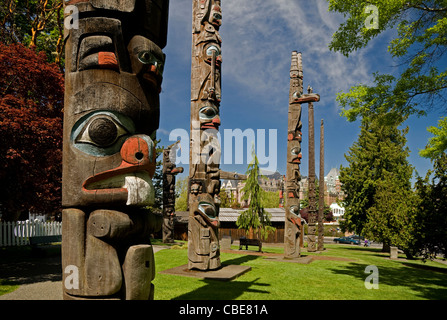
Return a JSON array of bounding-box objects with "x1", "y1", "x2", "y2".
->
[{"x1": 0, "y1": 42, "x2": 64, "y2": 221}]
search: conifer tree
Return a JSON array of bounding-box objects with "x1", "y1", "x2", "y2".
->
[
  {"x1": 340, "y1": 113, "x2": 415, "y2": 250},
  {"x1": 236, "y1": 147, "x2": 275, "y2": 240}
]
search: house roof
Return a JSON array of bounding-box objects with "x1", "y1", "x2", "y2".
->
[{"x1": 175, "y1": 208, "x2": 287, "y2": 223}]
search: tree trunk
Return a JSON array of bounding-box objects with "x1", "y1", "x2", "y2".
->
[{"x1": 382, "y1": 242, "x2": 390, "y2": 253}]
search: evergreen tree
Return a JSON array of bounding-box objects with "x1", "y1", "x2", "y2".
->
[
  {"x1": 236, "y1": 147, "x2": 275, "y2": 240},
  {"x1": 414, "y1": 153, "x2": 447, "y2": 259},
  {"x1": 340, "y1": 113, "x2": 415, "y2": 250}
]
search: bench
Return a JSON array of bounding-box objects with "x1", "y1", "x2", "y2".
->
[
  {"x1": 29, "y1": 235, "x2": 62, "y2": 246},
  {"x1": 239, "y1": 237, "x2": 262, "y2": 252}
]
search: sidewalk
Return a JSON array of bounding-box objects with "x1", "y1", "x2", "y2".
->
[{"x1": 0, "y1": 245, "x2": 167, "y2": 300}]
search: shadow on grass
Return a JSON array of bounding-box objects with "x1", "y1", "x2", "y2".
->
[
  {"x1": 172, "y1": 254, "x2": 270, "y2": 300},
  {"x1": 172, "y1": 277, "x2": 271, "y2": 300},
  {"x1": 0, "y1": 246, "x2": 62, "y2": 285},
  {"x1": 221, "y1": 254, "x2": 260, "y2": 266},
  {"x1": 328, "y1": 262, "x2": 447, "y2": 299}
]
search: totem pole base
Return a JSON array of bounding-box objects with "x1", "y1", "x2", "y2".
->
[
  {"x1": 265, "y1": 256, "x2": 313, "y2": 264},
  {"x1": 160, "y1": 264, "x2": 251, "y2": 281}
]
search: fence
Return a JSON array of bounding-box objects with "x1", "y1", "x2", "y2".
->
[{"x1": 0, "y1": 220, "x2": 62, "y2": 247}]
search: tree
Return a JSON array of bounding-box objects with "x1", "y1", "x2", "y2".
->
[
  {"x1": 174, "y1": 177, "x2": 188, "y2": 212},
  {"x1": 0, "y1": 0, "x2": 64, "y2": 66},
  {"x1": 219, "y1": 188, "x2": 231, "y2": 208},
  {"x1": 339, "y1": 113, "x2": 415, "y2": 250},
  {"x1": 328, "y1": 0, "x2": 447, "y2": 151},
  {"x1": 261, "y1": 190, "x2": 280, "y2": 208},
  {"x1": 0, "y1": 42, "x2": 64, "y2": 221},
  {"x1": 236, "y1": 147, "x2": 275, "y2": 240},
  {"x1": 413, "y1": 153, "x2": 447, "y2": 259},
  {"x1": 420, "y1": 117, "x2": 447, "y2": 160}
]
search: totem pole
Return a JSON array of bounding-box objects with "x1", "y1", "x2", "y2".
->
[
  {"x1": 284, "y1": 51, "x2": 304, "y2": 259},
  {"x1": 284, "y1": 52, "x2": 320, "y2": 258},
  {"x1": 162, "y1": 141, "x2": 184, "y2": 243},
  {"x1": 61, "y1": 0, "x2": 169, "y2": 300},
  {"x1": 188, "y1": 0, "x2": 223, "y2": 270},
  {"x1": 318, "y1": 119, "x2": 325, "y2": 251},
  {"x1": 306, "y1": 86, "x2": 320, "y2": 252}
]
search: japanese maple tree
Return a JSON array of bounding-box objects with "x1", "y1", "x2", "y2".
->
[{"x1": 0, "y1": 42, "x2": 64, "y2": 221}]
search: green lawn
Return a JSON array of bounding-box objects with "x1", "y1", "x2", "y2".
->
[
  {"x1": 1, "y1": 242, "x2": 446, "y2": 300},
  {"x1": 153, "y1": 243, "x2": 447, "y2": 300}
]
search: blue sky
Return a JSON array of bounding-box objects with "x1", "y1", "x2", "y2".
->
[{"x1": 157, "y1": 0, "x2": 443, "y2": 181}]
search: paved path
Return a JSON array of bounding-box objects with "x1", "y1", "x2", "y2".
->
[{"x1": 0, "y1": 245, "x2": 167, "y2": 300}]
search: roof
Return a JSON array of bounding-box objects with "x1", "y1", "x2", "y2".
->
[{"x1": 176, "y1": 208, "x2": 286, "y2": 223}]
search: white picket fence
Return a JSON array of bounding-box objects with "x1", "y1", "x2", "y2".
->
[{"x1": 0, "y1": 220, "x2": 62, "y2": 247}]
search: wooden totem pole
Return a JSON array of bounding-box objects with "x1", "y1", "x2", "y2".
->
[
  {"x1": 284, "y1": 52, "x2": 320, "y2": 258},
  {"x1": 306, "y1": 86, "x2": 320, "y2": 252},
  {"x1": 61, "y1": 0, "x2": 169, "y2": 299},
  {"x1": 284, "y1": 51, "x2": 304, "y2": 259},
  {"x1": 162, "y1": 141, "x2": 183, "y2": 243},
  {"x1": 188, "y1": 0, "x2": 223, "y2": 270},
  {"x1": 318, "y1": 119, "x2": 325, "y2": 251}
]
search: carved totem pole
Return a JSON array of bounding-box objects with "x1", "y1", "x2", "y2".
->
[
  {"x1": 61, "y1": 0, "x2": 169, "y2": 299},
  {"x1": 162, "y1": 141, "x2": 183, "y2": 243},
  {"x1": 284, "y1": 51, "x2": 304, "y2": 259},
  {"x1": 284, "y1": 52, "x2": 320, "y2": 258},
  {"x1": 188, "y1": 0, "x2": 223, "y2": 270},
  {"x1": 306, "y1": 86, "x2": 320, "y2": 252},
  {"x1": 318, "y1": 119, "x2": 325, "y2": 251}
]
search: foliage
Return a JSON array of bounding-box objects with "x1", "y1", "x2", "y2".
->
[
  {"x1": 413, "y1": 153, "x2": 447, "y2": 259},
  {"x1": 339, "y1": 113, "x2": 415, "y2": 249},
  {"x1": 328, "y1": 0, "x2": 447, "y2": 153},
  {"x1": 261, "y1": 190, "x2": 279, "y2": 208},
  {"x1": 419, "y1": 117, "x2": 447, "y2": 160},
  {"x1": 0, "y1": 0, "x2": 64, "y2": 66},
  {"x1": 174, "y1": 177, "x2": 189, "y2": 212},
  {"x1": 236, "y1": 147, "x2": 275, "y2": 240},
  {"x1": 219, "y1": 188, "x2": 231, "y2": 208},
  {"x1": 0, "y1": 42, "x2": 64, "y2": 221}
]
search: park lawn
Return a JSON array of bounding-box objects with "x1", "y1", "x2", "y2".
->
[{"x1": 152, "y1": 243, "x2": 447, "y2": 300}]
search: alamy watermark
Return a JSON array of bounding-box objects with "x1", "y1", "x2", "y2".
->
[
  {"x1": 364, "y1": 265, "x2": 379, "y2": 289},
  {"x1": 169, "y1": 123, "x2": 278, "y2": 172},
  {"x1": 364, "y1": 5, "x2": 379, "y2": 30}
]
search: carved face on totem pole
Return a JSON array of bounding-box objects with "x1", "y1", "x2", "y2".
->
[
  {"x1": 62, "y1": 0, "x2": 169, "y2": 300},
  {"x1": 188, "y1": 0, "x2": 222, "y2": 271}
]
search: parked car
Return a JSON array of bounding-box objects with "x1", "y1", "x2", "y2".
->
[{"x1": 333, "y1": 236, "x2": 361, "y2": 245}]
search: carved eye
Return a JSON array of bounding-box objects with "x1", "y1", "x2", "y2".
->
[
  {"x1": 76, "y1": 115, "x2": 129, "y2": 148},
  {"x1": 138, "y1": 51, "x2": 164, "y2": 75},
  {"x1": 71, "y1": 111, "x2": 135, "y2": 156},
  {"x1": 198, "y1": 201, "x2": 217, "y2": 218},
  {"x1": 206, "y1": 45, "x2": 220, "y2": 57},
  {"x1": 289, "y1": 205, "x2": 299, "y2": 215},
  {"x1": 199, "y1": 106, "x2": 218, "y2": 120},
  {"x1": 291, "y1": 147, "x2": 301, "y2": 155}
]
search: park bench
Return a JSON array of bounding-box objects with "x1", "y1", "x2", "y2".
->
[
  {"x1": 29, "y1": 235, "x2": 62, "y2": 256},
  {"x1": 239, "y1": 237, "x2": 262, "y2": 252},
  {"x1": 29, "y1": 235, "x2": 62, "y2": 246}
]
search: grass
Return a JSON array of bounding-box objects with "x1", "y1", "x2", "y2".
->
[
  {"x1": 153, "y1": 243, "x2": 447, "y2": 300},
  {"x1": 1, "y1": 242, "x2": 446, "y2": 300}
]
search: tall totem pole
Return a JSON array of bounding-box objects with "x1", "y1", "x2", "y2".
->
[
  {"x1": 318, "y1": 119, "x2": 325, "y2": 251},
  {"x1": 162, "y1": 141, "x2": 183, "y2": 243},
  {"x1": 284, "y1": 51, "x2": 304, "y2": 259},
  {"x1": 61, "y1": 0, "x2": 169, "y2": 299},
  {"x1": 284, "y1": 52, "x2": 320, "y2": 258},
  {"x1": 306, "y1": 86, "x2": 320, "y2": 252},
  {"x1": 188, "y1": 0, "x2": 223, "y2": 270}
]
